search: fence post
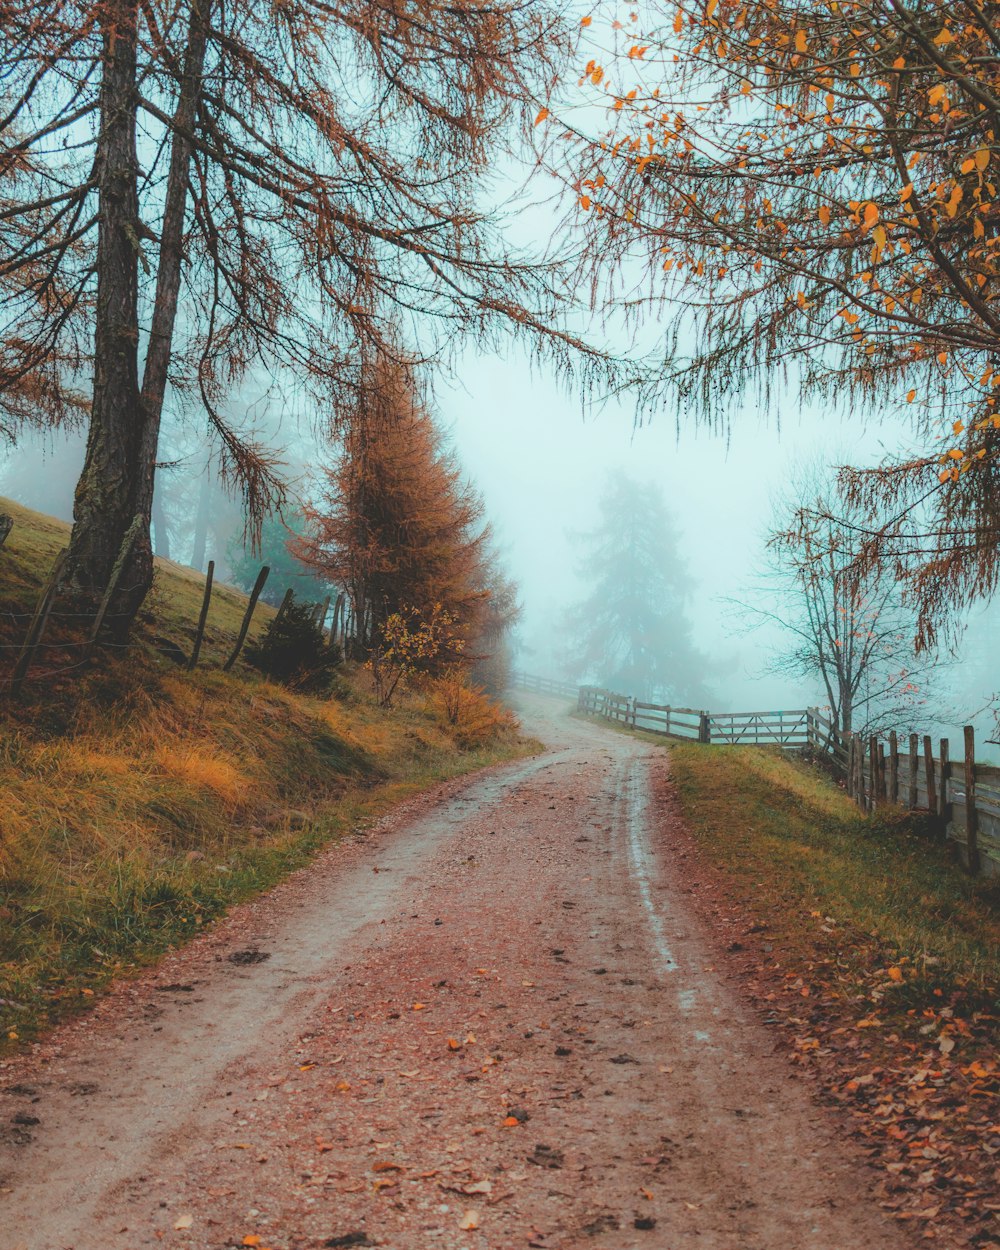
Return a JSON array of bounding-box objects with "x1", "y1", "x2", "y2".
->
[
  {"x1": 222, "y1": 565, "x2": 270, "y2": 672},
  {"x1": 856, "y1": 734, "x2": 865, "y2": 808},
  {"x1": 938, "y1": 738, "x2": 950, "y2": 829},
  {"x1": 846, "y1": 735, "x2": 855, "y2": 800},
  {"x1": 187, "y1": 560, "x2": 215, "y2": 670},
  {"x1": 877, "y1": 741, "x2": 888, "y2": 804},
  {"x1": 0, "y1": 513, "x2": 12, "y2": 550},
  {"x1": 85, "y1": 512, "x2": 144, "y2": 654},
  {"x1": 869, "y1": 735, "x2": 879, "y2": 809},
  {"x1": 963, "y1": 726, "x2": 981, "y2": 876},
  {"x1": 908, "y1": 733, "x2": 919, "y2": 809},
  {"x1": 923, "y1": 735, "x2": 937, "y2": 817},
  {"x1": 330, "y1": 592, "x2": 344, "y2": 649},
  {"x1": 699, "y1": 711, "x2": 710, "y2": 744},
  {"x1": 888, "y1": 731, "x2": 898, "y2": 804},
  {"x1": 10, "y1": 547, "x2": 69, "y2": 694}
]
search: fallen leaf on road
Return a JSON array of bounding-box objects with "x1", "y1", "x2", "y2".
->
[
  {"x1": 459, "y1": 1210, "x2": 480, "y2": 1230},
  {"x1": 372, "y1": 1161, "x2": 404, "y2": 1173},
  {"x1": 412, "y1": 1002, "x2": 426, "y2": 1011},
  {"x1": 242, "y1": 1238, "x2": 261, "y2": 1247},
  {"x1": 173, "y1": 1215, "x2": 193, "y2": 1230},
  {"x1": 447, "y1": 1038, "x2": 462, "y2": 1050},
  {"x1": 502, "y1": 1116, "x2": 520, "y2": 1127},
  {"x1": 398, "y1": 1069, "x2": 420, "y2": 1077}
]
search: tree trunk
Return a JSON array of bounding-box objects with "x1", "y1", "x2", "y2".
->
[
  {"x1": 65, "y1": 0, "x2": 145, "y2": 636},
  {"x1": 65, "y1": 0, "x2": 209, "y2": 638},
  {"x1": 191, "y1": 466, "x2": 211, "y2": 571},
  {"x1": 138, "y1": 2, "x2": 209, "y2": 566},
  {"x1": 151, "y1": 484, "x2": 171, "y2": 559}
]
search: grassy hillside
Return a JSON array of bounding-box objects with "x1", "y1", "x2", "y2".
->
[
  {"x1": 668, "y1": 743, "x2": 1000, "y2": 985},
  {"x1": 665, "y1": 742, "x2": 1000, "y2": 1247},
  {"x1": 0, "y1": 499, "x2": 534, "y2": 1047}
]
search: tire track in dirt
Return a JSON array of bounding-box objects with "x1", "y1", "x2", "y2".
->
[{"x1": 0, "y1": 697, "x2": 905, "y2": 1249}]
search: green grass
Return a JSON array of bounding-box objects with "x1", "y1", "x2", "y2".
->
[
  {"x1": 668, "y1": 743, "x2": 1000, "y2": 988},
  {"x1": 0, "y1": 498, "x2": 536, "y2": 1047}
]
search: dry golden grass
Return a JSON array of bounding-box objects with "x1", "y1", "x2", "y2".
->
[{"x1": 0, "y1": 498, "x2": 536, "y2": 1047}]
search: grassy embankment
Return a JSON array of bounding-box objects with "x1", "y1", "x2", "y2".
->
[
  {"x1": 0, "y1": 499, "x2": 535, "y2": 1048},
  {"x1": 668, "y1": 742, "x2": 1000, "y2": 987},
  {"x1": 664, "y1": 740, "x2": 999, "y2": 1243}
]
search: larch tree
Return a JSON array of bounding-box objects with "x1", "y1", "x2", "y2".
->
[
  {"x1": 733, "y1": 463, "x2": 944, "y2": 735},
  {"x1": 295, "y1": 357, "x2": 497, "y2": 669},
  {"x1": 562, "y1": 470, "x2": 709, "y2": 704},
  {"x1": 544, "y1": 0, "x2": 1000, "y2": 648},
  {"x1": 1, "y1": 0, "x2": 609, "y2": 638}
]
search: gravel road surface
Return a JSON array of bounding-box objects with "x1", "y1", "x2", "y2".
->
[{"x1": 0, "y1": 694, "x2": 904, "y2": 1250}]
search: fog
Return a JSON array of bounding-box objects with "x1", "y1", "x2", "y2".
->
[{"x1": 3, "y1": 339, "x2": 996, "y2": 760}]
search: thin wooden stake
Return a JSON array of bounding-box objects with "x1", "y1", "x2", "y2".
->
[
  {"x1": 10, "y1": 547, "x2": 68, "y2": 694},
  {"x1": 964, "y1": 726, "x2": 981, "y2": 876},
  {"x1": 330, "y1": 592, "x2": 344, "y2": 649},
  {"x1": 908, "y1": 733, "x2": 919, "y2": 809},
  {"x1": 188, "y1": 560, "x2": 214, "y2": 670},
  {"x1": 86, "y1": 512, "x2": 144, "y2": 654},
  {"x1": 222, "y1": 565, "x2": 270, "y2": 672},
  {"x1": 939, "y1": 738, "x2": 950, "y2": 827},
  {"x1": 0, "y1": 513, "x2": 12, "y2": 550},
  {"x1": 888, "y1": 731, "x2": 898, "y2": 804},
  {"x1": 869, "y1": 735, "x2": 879, "y2": 809},
  {"x1": 923, "y1": 735, "x2": 937, "y2": 816}
]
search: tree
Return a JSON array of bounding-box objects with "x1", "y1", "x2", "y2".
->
[
  {"x1": 562, "y1": 471, "x2": 709, "y2": 703},
  {"x1": 547, "y1": 0, "x2": 1000, "y2": 646},
  {"x1": 296, "y1": 357, "x2": 496, "y2": 668},
  {"x1": 2, "y1": 0, "x2": 609, "y2": 638},
  {"x1": 228, "y1": 508, "x2": 330, "y2": 610},
  {"x1": 733, "y1": 465, "x2": 944, "y2": 735}
]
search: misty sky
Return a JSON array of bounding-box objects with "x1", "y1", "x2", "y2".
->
[{"x1": 438, "y1": 346, "x2": 924, "y2": 709}]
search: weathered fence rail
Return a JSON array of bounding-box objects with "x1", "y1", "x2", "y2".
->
[
  {"x1": 510, "y1": 672, "x2": 580, "y2": 699},
  {"x1": 513, "y1": 672, "x2": 999, "y2": 879}
]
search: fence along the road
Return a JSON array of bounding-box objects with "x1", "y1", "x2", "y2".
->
[{"x1": 512, "y1": 673, "x2": 998, "y2": 878}]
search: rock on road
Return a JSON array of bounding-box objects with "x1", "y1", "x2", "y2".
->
[{"x1": 0, "y1": 695, "x2": 904, "y2": 1250}]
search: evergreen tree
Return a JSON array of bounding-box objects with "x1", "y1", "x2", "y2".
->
[
  {"x1": 296, "y1": 357, "x2": 512, "y2": 672},
  {"x1": 563, "y1": 472, "x2": 709, "y2": 705},
  {"x1": 228, "y1": 509, "x2": 330, "y2": 609}
]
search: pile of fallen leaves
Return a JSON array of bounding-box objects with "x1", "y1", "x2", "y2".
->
[
  {"x1": 659, "y1": 783, "x2": 1000, "y2": 1248},
  {"x1": 747, "y1": 922, "x2": 1000, "y2": 1248}
]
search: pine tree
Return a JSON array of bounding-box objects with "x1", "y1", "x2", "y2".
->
[
  {"x1": 563, "y1": 472, "x2": 708, "y2": 704},
  {"x1": 296, "y1": 359, "x2": 500, "y2": 670}
]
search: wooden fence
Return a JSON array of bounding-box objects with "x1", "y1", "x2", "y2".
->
[
  {"x1": 510, "y1": 671, "x2": 580, "y2": 699},
  {"x1": 839, "y1": 726, "x2": 1000, "y2": 878},
  {"x1": 562, "y1": 679, "x2": 999, "y2": 879}
]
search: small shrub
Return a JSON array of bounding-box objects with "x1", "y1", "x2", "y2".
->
[
  {"x1": 246, "y1": 596, "x2": 341, "y2": 691},
  {"x1": 427, "y1": 672, "x2": 519, "y2": 749},
  {"x1": 368, "y1": 604, "x2": 460, "y2": 707}
]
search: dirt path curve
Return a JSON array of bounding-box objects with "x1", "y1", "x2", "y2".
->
[{"x1": 1, "y1": 694, "x2": 905, "y2": 1250}]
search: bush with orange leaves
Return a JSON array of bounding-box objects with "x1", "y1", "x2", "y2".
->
[{"x1": 426, "y1": 669, "x2": 519, "y2": 750}]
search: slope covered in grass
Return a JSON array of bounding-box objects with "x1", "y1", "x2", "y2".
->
[
  {"x1": 0, "y1": 499, "x2": 534, "y2": 1047},
  {"x1": 665, "y1": 735, "x2": 1000, "y2": 1246},
  {"x1": 668, "y1": 743, "x2": 1000, "y2": 984}
]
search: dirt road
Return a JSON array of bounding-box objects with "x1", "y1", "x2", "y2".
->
[{"x1": 0, "y1": 695, "x2": 904, "y2": 1250}]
